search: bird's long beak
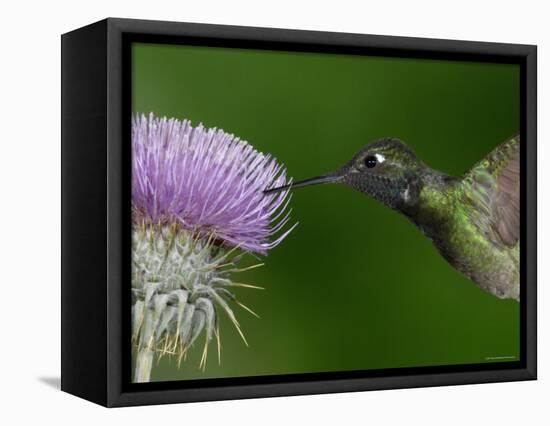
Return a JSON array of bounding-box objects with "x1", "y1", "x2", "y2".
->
[{"x1": 264, "y1": 172, "x2": 344, "y2": 195}]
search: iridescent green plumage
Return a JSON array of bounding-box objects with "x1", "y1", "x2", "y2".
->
[
  {"x1": 412, "y1": 136, "x2": 519, "y2": 300},
  {"x1": 266, "y1": 135, "x2": 520, "y2": 301}
]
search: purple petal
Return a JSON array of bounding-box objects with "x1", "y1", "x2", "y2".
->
[{"x1": 132, "y1": 113, "x2": 295, "y2": 254}]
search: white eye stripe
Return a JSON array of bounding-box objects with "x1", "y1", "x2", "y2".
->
[
  {"x1": 375, "y1": 153, "x2": 386, "y2": 163},
  {"x1": 403, "y1": 186, "x2": 410, "y2": 202}
]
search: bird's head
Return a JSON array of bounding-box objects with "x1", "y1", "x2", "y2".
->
[{"x1": 265, "y1": 138, "x2": 427, "y2": 212}]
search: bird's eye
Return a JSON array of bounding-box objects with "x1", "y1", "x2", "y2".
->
[{"x1": 364, "y1": 155, "x2": 377, "y2": 168}]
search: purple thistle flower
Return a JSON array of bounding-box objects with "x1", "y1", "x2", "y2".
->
[
  {"x1": 132, "y1": 113, "x2": 295, "y2": 254},
  {"x1": 131, "y1": 113, "x2": 296, "y2": 382}
]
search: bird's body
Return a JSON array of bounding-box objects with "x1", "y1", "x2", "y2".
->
[
  {"x1": 266, "y1": 135, "x2": 520, "y2": 301},
  {"x1": 405, "y1": 136, "x2": 519, "y2": 300}
]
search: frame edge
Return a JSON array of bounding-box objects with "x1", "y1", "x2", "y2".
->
[{"x1": 61, "y1": 19, "x2": 109, "y2": 407}]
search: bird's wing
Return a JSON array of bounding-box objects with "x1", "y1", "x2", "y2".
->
[{"x1": 463, "y1": 135, "x2": 520, "y2": 247}]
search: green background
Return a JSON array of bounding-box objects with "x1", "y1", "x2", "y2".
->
[{"x1": 132, "y1": 43, "x2": 520, "y2": 382}]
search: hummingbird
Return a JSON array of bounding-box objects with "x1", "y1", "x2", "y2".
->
[{"x1": 265, "y1": 135, "x2": 520, "y2": 301}]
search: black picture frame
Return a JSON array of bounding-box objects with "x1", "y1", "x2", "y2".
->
[{"x1": 61, "y1": 17, "x2": 537, "y2": 407}]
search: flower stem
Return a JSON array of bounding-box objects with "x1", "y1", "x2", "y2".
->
[{"x1": 134, "y1": 346, "x2": 154, "y2": 383}]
